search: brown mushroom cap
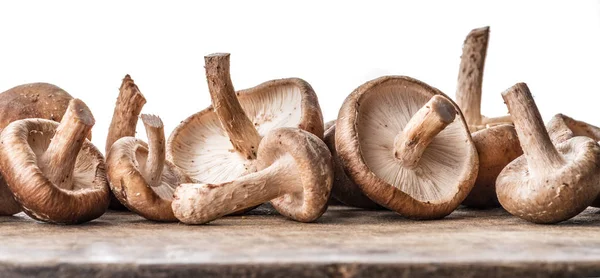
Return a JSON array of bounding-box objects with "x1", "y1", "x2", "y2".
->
[
  {"x1": 172, "y1": 128, "x2": 333, "y2": 224},
  {"x1": 167, "y1": 54, "x2": 323, "y2": 189},
  {"x1": 546, "y1": 113, "x2": 600, "y2": 207},
  {"x1": 455, "y1": 26, "x2": 522, "y2": 208},
  {"x1": 0, "y1": 99, "x2": 109, "y2": 224},
  {"x1": 336, "y1": 76, "x2": 478, "y2": 219},
  {"x1": 107, "y1": 115, "x2": 191, "y2": 222},
  {"x1": 0, "y1": 83, "x2": 76, "y2": 216},
  {"x1": 496, "y1": 83, "x2": 600, "y2": 224},
  {"x1": 462, "y1": 125, "x2": 522, "y2": 208},
  {"x1": 323, "y1": 123, "x2": 383, "y2": 209}
]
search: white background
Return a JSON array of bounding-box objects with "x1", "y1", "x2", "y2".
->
[{"x1": 0, "y1": 1, "x2": 599, "y2": 153}]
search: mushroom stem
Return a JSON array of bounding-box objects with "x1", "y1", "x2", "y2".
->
[
  {"x1": 105, "y1": 75, "x2": 147, "y2": 154},
  {"x1": 456, "y1": 26, "x2": 489, "y2": 126},
  {"x1": 141, "y1": 114, "x2": 165, "y2": 187},
  {"x1": 205, "y1": 53, "x2": 261, "y2": 160},
  {"x1": 393, "y1": 95, "x2": 456, "y2": 169},
  {"x1": 502, "y1": 83, "x2": 565, "y2": 174},
  {"x1": 39, "y1": 99, "x2": 95, "y2": 190},
  {"x1": 174, "y1": 155, "x2": 300, "y2": 224}
]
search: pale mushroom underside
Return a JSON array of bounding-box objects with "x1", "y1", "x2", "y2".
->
[
  {"x1": 169, "y1": 85, "x2": 303, "y2": 183},
  {"x1": 356, "y1": 85, "x2": 471, "y2": 203},
  {"x1": 133, "y1": 144, "x2": 179, "y2": 200},
  {"x1": 27, "y1": 126, "x2": 99, "y2": 192}
]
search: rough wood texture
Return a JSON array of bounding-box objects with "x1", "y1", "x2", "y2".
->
[{"x1": 3, "y1": 205, "x2": 600, "y2": 277}]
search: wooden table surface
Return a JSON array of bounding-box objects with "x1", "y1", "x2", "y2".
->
[{"x1": 2, "y1": 205, "x2": 600, "y2": 277}]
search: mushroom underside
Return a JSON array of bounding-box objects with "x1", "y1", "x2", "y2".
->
[
  {"x1": 169, "y1": 84, "x2": 304, "y2": 184},
  {"x1": 355, "y1": 83, "x2": 471, "y2": 204},
  {"x1": 133, "y1": 144, "x2": 179, "y2": 199}
]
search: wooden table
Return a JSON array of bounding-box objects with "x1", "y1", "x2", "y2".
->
[{"x1": 2, "y1": 205, "x2": 600, "y2": 277}]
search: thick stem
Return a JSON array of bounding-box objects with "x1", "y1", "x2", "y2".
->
[
  {"x1": 394, "y1": 95, "x2": 456, "y2": 169},
  {"x1": 501, "y1": 83, "x2": 564, "y2": 174},
  {"x1": 205, "y1": 53, "x2": 261, "y2": 160},
  {"x1": 456, "y1": 26, "x2": 489, "y2": 126},
  {"x1": 141, "y1": 114, "x2": 165, "y2": 188},
  {"x1": 105, "y1": 75, "x2": 147, "y2": 154},
  {"x1": 39, "y1": 99, "x2": 94, "y2": 190},
  {"x1": 174, "y1": 155, "x2": 300, "y2": 224}
]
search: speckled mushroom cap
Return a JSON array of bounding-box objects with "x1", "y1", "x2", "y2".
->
[
  {"x1": 0, "y1": 100, "x2": 109, "y2": 224},
  {"x1": 259, "y1": 128, "x2": 333, "y2": 222},
  {"x1": 336, "y1": 76, "x2": 478, "y2": 219},
  {"x1": 167, "y1": 78, "x2": 323, "y2": 185},
  {"x1": 0, "y1": 83, "x2": 76, "y2": 216},
  {"x1": 107, "y1": 115, "x2": 192, "y2": 222}
]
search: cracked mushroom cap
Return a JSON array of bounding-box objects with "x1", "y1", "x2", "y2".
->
[
  {"x1": 0, "y1": 83, "x2": 76, "y2": 216},
  {"x1": 107, "y1": 115, "x2": 192, "y2": 221},
  {"x1": 336, "y1": 76, "x2": 478, "y2": 219},
  {"x1": 0, "y1": 99, "x2": 109, "y2": 224},
  {"x1": 167, "y1": 78, "x2": 323, "y2": 185}
]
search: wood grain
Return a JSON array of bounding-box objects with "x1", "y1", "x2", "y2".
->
[{"x1": 2, "y1": 205, "x2": 600, "y2": 277}]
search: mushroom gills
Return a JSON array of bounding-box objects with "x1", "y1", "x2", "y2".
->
[
  {"x1": 356, "y1": 85, "x2": 469, "y2": 203},
  {"x1": 168, "y1": 84, "x2": 303, "y2": 184}
]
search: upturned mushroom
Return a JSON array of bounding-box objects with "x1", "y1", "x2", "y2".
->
[
  {"x1": 106, "y1": 114, "x2": 191, "y2": 221},
  {"x1": 455, "y1": 26, "x2": 522, "y2": 208},
  {"x1": 323, "y1": 122, "x2": 382, "y2": 209},
  {"x1": 0, "y1": 83, "x2": 77, "y2": 216},
  {"x1": 167, "y1": 53, "x2": 323, "y2": 210},
  {"x1": 106, "y1": 75, "x2": 147, "y2": 209},
  {"x1": 0, "y1": 99, "x2": 109, "y2": 224},
  {"x1": 496, "y1": 83, "x2": 600, "y2": 224},
  {"x1": 336, "y1": 76, "x2": 478, "y2": 219},
  {"x1": 546, "y1": 113, "x2": 600, "y2": 207},
  {"x1": 172, "y1": 127, "x2": 333, "y2": 224}
]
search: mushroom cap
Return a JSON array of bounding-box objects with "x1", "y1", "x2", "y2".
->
[
  {"x1": 167, "y1": 78, "x2": 323, "y2": 185},
  {"x1": 336, "y1": 76, "x2": 478, "y2": 219},
  {"x1": 0, "y1": 83, "x2": 75, "y2": 216},
  {"x1": 0, "y1": 119, "x2": 109, "y2": 224},
  {"x1": 547, "y1": 113, "x2": 600, "y2": 144},
  {"x1": 323, "y1": 123, "x2": 383, "y2": 209},
  {"x1": 258, "y1": 128, "x2": 333, "y2": 222},
  {"x1": 496, "y1": 136, "x2": 600, "y2": 224},
  {"x1": 0, "y1": 83, "x2": 74, "y2": 128},
  {"x1": 106, "y1": 137, "x2": 192, "y2": 222},
  {"x1": 462, "y1": 124, "x2": 522, "y2": 208}
]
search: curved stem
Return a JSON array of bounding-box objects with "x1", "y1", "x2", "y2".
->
[
  {"x1": 394, "y1": 95, "x2": 456, "y2": 169},
  {"x1": 456, "y1": 26, "x2": 489, "y2": 126},
  {"x1": 141, "y1": 114, "x2": 165, "y2": 188},
  {"x1": 173, "y1": 155, "x2": 299, "y2": 224},
  {"x1": 205, "y1": 53, "x2": 261, "y2": 160},
  {"x1": 39, "y1": 99, "x2": 94, "y2": 190},
  {"x1": 502, "y1": 83, "x2": 564, "y2": 174},
  {"x1": 105, "y1": 75, "x2": 147, "y2": 154}
]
